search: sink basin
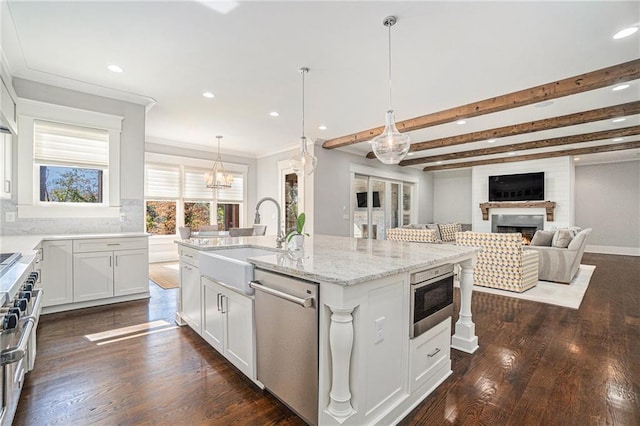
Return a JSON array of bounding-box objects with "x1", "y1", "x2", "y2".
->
[{"x1": 198, "y1": 247, "x2": 278, "y2": 294}]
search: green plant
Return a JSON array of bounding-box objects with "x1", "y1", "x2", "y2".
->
[{"x1": 286, "y1": 212, "x2": 309, "y2": 242}]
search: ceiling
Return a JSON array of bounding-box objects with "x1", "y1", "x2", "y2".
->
[{"x1": 2, "y1": 1, "x2": 639, "y2": 167}]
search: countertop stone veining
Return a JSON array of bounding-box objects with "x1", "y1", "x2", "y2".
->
[{"x1": 176, "y1": 234, "x2": 479, "y2": 286}]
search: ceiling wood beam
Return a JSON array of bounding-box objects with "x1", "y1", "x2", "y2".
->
[
  {"x1": 421, "y1": 140, "x2": 640, "y2": 171},
  {"x1": 399, "y1": 126, "x2": 640, "y2": 166},
  {"x1": 365, "y1": 100, "x2": 640, "y2": 159},
  {"x1": 322, "y1": 59, "x2": 640, "y2": 149}
]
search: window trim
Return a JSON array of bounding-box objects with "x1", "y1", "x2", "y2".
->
[{"x1": 17, "y1": 99, "x2": 123, "y2": 218}]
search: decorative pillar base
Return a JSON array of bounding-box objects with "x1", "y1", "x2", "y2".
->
[
  {"x1": 327, "y1": 306, "x2": 356, "y2": 423},
  {"x1": 451, "y1": 318, "x2": 479, "y2": 353}
]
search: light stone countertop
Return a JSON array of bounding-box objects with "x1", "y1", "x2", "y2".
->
[
  {"x1": 176, "y1": 234, "x2": 479, "y2": 286},
  {"x1": 1, "y1": 232, "x2": 149, "y2": 254}
]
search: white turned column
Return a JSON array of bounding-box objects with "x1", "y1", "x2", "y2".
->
[
  {"x1": 327, "y1": 306, "x2": 356, "y2": 421},
  {"x1": 451, "y1": 257, "x2": 479, "y2": 353}
]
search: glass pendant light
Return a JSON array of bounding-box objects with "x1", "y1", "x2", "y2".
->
[
  {"x1": 289, "y1": 67, "x2": 317, "y2": 176},
  {"x1": 204, "y1": 135, "x2": 234, "y2": 189},
  {"x1": 371, "y1": 16, "x2": 411, "y2": 165}
]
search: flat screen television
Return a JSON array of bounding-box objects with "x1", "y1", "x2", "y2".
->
[
  {"x1": 357, "y1": 191, "x2": 381, "y2": 208},
  {"x1": 488, "y1": 172, "x2": 544, "y2": 202}
]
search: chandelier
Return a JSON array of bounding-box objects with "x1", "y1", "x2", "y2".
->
[{"x1": 204, "y1": 135, "x2": 234, "y2": 189}]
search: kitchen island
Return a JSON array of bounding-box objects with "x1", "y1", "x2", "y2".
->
[{"x1": 176, "y1": 234, "x2": 479, "y2": 425}]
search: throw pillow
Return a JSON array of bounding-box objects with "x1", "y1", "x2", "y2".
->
[
  {"x1": 438, "y1": 223, "x2": 460, "y2": 242},
  {"x1": 552, "y1": 229, "x2": 573, "y2": 248},
  {"x1": 530, "y1": 230, "x2": 554, "y2": 246},
  {"x1": 426, "y1": 223, "x2": 442, "y2": 241}
]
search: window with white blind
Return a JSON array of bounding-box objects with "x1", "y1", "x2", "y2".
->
[
  {"x1": 34, "y1": 120, "x2": 109, "y2": 204},
  {"x1": 144, "y1": 162, "x2": 246, "y2": 236},
  {"x1": 17, "y1": 99, "x2": 123, "y2": 218}
]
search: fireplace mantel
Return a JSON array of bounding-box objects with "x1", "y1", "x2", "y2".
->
[{"x1": 480, "y1": 201, "x2": 556, "y2": 221}]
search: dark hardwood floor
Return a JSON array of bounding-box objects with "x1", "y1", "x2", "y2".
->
[{"x1": 14, "y1": 253, "x2": 639, "y2": 425}]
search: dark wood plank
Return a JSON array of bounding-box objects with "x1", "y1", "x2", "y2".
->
[
  {"x1": 14, "y1": 254, "x2": 640, "y2": 425},
  {"x1": 398, "y1": 126, "x2": 640, "y2": 167},
  {"x1": 422, "y1": 140, "x2": 640, "y2": 171},
  {"x1": 322, "y1": 59, "x2": 640, "y2": 148}
]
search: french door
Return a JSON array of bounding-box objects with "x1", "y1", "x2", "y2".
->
[{"x1": 353, "y1": 174, "x2": 414, "y2": 240}]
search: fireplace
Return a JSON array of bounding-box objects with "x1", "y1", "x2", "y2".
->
[{"x1": 491, "y1": 214, "x2": 544, "y2": 244}]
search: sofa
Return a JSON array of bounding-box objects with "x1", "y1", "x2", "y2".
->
[
  {"x1": 524, "y1": 227, "x2": 592, "y2": 283},
  {"x1": 456, "y1": 231, "x2": 539, "y2": 293},
  {"x1": 386, "y1": 223, "x2": 472, "y2": 243}
]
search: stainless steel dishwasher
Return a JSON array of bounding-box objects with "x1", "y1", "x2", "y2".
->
[{"x1": 250, "y1": 269, "x2": 318, "y2": 425}]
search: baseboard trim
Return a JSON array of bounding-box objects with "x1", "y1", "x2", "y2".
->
[{"x1": 586, "y1": 245, "x2": 640, "y2": 256}]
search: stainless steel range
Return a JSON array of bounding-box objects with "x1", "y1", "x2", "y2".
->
[{"x1": 0, "y1": 253, "x2": 43, "y2": 426}]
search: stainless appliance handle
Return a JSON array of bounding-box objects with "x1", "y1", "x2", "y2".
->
[
  {"x1": 249, "y1": 280, "x2": 314, "y2": 308},
  {"x1": 0, "y1": 318, "x2": 35, "y2": 366},
  {"x1": 412, "y1": 271, "x2": 454, "y2": 290}
]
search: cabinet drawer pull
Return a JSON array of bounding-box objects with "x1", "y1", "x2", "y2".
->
[
  {"x1": 221, "y1": 295, "x2": 227, "y2": 314},
  {"x1": 106, "y1": 243, "x2": 120, "y2": 246},
  {"x1": 427, "y1": 348, "x2": 441, "y2": 358},
  {"x1": 217, "y1": 293, "x2": 221, "y2": 312}
]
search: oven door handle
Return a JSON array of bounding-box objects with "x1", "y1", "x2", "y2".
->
[
  {"x1": 0, "y1": 317, "x2": 35, "y2": 367},
  {"x1": 411, "y1": 272, "x2": 454, "y2": 290}
]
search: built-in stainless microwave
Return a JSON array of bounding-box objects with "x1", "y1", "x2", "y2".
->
[{"x1": 410, "y1": 264, "x2": 454, "y2": 339}]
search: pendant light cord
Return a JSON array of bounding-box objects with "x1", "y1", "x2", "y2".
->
[
  {"x1": 302, "y1": 69, "x2": 305, "y2": 138},
  {"x1": 388, "y1": 21, "x2": 393, "y2": 111}
]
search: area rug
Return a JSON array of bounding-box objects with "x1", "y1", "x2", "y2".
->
[
  {"x1": 455, "y1": 264, "x2": 596, "y2": 309},
  {"x1": 149, "y1": 262, "x2": 179, "y2": 289}
]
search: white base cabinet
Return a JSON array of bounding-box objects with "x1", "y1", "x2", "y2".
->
[
  {"x1": 39, "y1": 235, "x2": 149, "y2": 313},
  {"x1": 202, "y1": 277, "x2": 255, "y2": 379},
  {"x1": 73, "y1": 251, "x2": 113, "y2": 302},
  {"x1": 39, "y1": 240, "x2": 74, "y2": 306}
]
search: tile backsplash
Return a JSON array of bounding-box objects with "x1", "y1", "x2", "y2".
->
[{"x1": 0, "y1": 199, "x2": 144, "y2": 235}]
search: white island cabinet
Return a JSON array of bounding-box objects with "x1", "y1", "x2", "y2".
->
[
  {"x1": 178, "y1": 246, "x2": 201, "y2": 333},
  {"x1": 175, "y1": 234, "x2": 479, "y2": 426},
  {"x1": 202, "y1": 276, "x2": 255, "y2": 379}
]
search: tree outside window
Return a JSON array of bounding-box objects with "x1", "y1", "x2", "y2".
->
[
  {"x1": 146, "y1": 201, "x2": 176, "y2": 235},
  {"x1": 184, "y1": 201, "x2": 211, "y2": 231},
  {"x1": 39, "y1": 165, "x2": 103, "y2": 203}
]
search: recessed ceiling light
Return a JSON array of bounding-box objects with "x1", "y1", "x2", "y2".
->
[
  {"x1": 612, "y1": 117, "x2": 626, "y2": 123},
  {"x1": 574, "y1": 157, "x2": 580, "y2": 161},
  {"x1": 202, "y1": 92, "x2": 215, "y2": 99},
  {"x1": 107, "y1": 64, "x2": 123, "y2": 73},
  {"x1": 612, "y1": 137, "x2": 624, "y2": 142},
  {"x1": 612, "y1": 84, "x2": 630, "y2": 91},
  {"x1": 456, "y1": 119, "x2": 467, "y2": 125},
  {"x1": 269, "y1": 111, "x2": 279, "y2": 117},
  {"x1": 436, "y1": 161, "x2": 443, "y2": 164},
  {"x1": 487, "y1": 139, "x2": 496, "y2": 143},
  {"x1": 508, "y1": 152, "x2": 516, "y2": 156},
  {"x1": 318, "y1": 125, "x2": 327, "y2": 130},
  {"x1": 534, "y1": 100, "x2": 554, "y2": 108},
  {"x1": 613, "y1": 26, "x2": 638, "y2": 39}
]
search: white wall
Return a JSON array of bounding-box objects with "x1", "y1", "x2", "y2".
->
[
  {"x1": 471, "y1": 157, "x2": 573, "y2": 233},
  {"x1": 576, "y1": 160, "x2": 640, "y2": 255},
  {"x1": 432, "y1": 168, "x2": 473, "y2": 224}
]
